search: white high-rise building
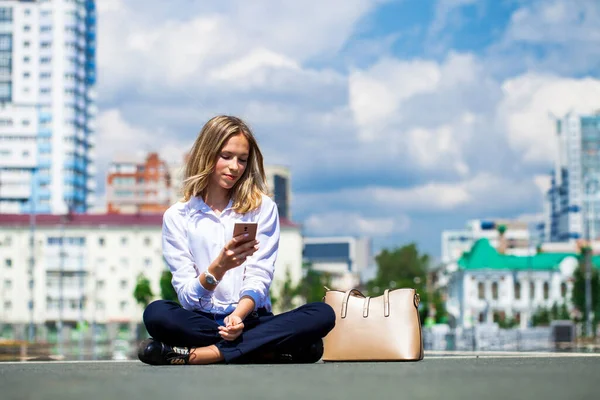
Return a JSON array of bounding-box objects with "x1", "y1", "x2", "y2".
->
[{"x1": 0, "y1": 0, "x2": 97, "y2": 215}]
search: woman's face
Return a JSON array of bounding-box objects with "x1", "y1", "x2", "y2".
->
[{"x1": 210, "y1": 133, "x2": 250, "y2": 192}]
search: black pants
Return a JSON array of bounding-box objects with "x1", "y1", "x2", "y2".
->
[{"x1": 143, "y1": 300, "x2": 336, "y2": 363}]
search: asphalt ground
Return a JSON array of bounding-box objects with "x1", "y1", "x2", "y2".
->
[{"x1": 1, "y1": 352, "x2": 599, "y2": 400}]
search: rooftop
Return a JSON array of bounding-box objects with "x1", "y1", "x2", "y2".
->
[
  {"x1": 0, "y1": 214, "x2": 300, "y2": 229},
  {"x1": 457, "y1": 238, "x2": 600, "y2": 271}
]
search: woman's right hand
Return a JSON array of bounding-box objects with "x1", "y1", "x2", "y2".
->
[{"x1": 216, "y1": 234, "x2": 259, "y2": 272}]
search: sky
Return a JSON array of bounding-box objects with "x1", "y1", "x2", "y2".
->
[{"x1": 95, "y1": 0, "x2": 600, "y2": 260}]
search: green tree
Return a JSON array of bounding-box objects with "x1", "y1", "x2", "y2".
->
[
  {"x1": 366, "y1": 244, "x2": 429, "y2": 297},
  {"x1": 160, "y1": 269, "x2": 178, "y2": 302},
  {"x1": 133, "y1": 273, "x2": 154, "y2": 307},
  {"x1": 296, "y1": 269, "x2": 332, "y2": 304},
  {"x1": 532, "y1": 307, "x2": 551, "y2": 327},
  {"x1": 365, "y1": 244, "x2": 445, "y2": 323},
  {"x1": 271, "y1": 269, "x2": 299, "y2": 312},
  {"x1": 571, "y1": 263, "x2": 600, "y2": 335},
  {"x1": 550, "y1": 301, "x2": 570, "y2": 321}
]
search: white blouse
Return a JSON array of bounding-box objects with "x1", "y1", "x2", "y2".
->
[{"x1": 161, "y1": 194, "x2": 280, "y2": 315}]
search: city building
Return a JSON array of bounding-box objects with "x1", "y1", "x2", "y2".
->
[
  {"x1": 441, "y1": 219, "x2": 533, "y2": 264},
  {"x1": 164, "y1": 156, "x2": 291, "y2": 218},
  {"x1": 265, "y1": 165, "x2": 291, "y2": 220},
  {"x1": 0, "y1": 213, "x2": 302, "y2": 341},
  {"x1": 445, "y1": 238, "x2": 600, "y2": 329},
  {"x1": 543, "y1": 112, "x2": 600, "y2": 242},
  {"x1": 302, "y1": 236, "x2": 372, "y2": 290},
  {"x1": 106, "y1": 153, "x2": 172, "y2": 214},
  {"x1": 0, "y1": 0, "x2": 97, "y2": 214}
]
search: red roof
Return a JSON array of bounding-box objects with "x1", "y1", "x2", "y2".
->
[{"x1": 0, "y1": 213, "x2": 300, "y2": 228}]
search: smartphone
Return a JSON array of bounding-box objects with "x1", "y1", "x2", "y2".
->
[{"x1": 233, "y1": 222, "x2": 258, "y2": 242}]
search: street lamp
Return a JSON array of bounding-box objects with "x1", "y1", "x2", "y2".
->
[
  {"x1": 582, "y1": 175, "x2": 598, "y2": 338},
  {"x1": 28, "y1": 167, "x2": 37, "y2": 343}
]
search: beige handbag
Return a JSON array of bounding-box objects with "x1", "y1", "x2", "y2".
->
[{"x1": 322, "y1": 287, "x2": 424, "y2": 361}]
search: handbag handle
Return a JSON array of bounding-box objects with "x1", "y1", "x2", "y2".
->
[
  {"x1": 340, "y1": 288, "x2": 392, "y2": 318},
  {"x1": 341, "y1": 289, "x2": 365, "y2": 318},
  {"x1": 384, "y1": 289, "x2": 390, "y2": 317}
]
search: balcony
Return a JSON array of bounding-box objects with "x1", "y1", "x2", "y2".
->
[
  {"x1": 38, "y1": 128, "x2": 52, "y2": 138},
  {"x1": 46, "y1": 286, "x2": 86, "y2": 299},
  {"x1": 44, "y1": 308, "x2": 87, "y2": 322},
  {"x1": 87, "y1": 179, "x2": 97, "y2": 191}
]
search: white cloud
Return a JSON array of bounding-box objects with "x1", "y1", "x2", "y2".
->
[
  {"x1": 498, "y1": 74, "x2": 600, "y2": 163},
  {"x1": 90, "y1": 0, "x2": 600, "y2": 253},
  {"x1": 96, "y1": 109, "x2": 188, "y2": 171},
  {"x1": 505, "y1": 0, "x2": 600, "y2": 45},
  {"x1": 349, "y1": 58, "x2": 441, "y2": 135},
  {"x1": 295, "y1": 172, "x2": 542, "y2": 218},
  {"x1": 493, "y1": 0, "x2": 600, "y2": 76},
  {"x1": 97, "y1": 0, "x2": 382, "y2": 98},
  {"x1": 347, "y1": 52, "x2": 484, "y2": 175},
  {"x1": 303, "y1": 212, "x2": 410, "y2": 237},
  {"x1": 209, "y1": 48, "x2": 300, "y2": 84},
  {"x1": 428, "y1": 0, "x2": 479, "y2": 38}
]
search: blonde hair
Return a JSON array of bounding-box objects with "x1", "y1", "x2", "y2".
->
[{"x1": 182, "y1": 115, "x2": 268, "y2": 214}]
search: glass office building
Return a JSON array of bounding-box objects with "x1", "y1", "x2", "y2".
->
[{"x1": 544, "y1": 112, "x2": 600, "y2": 242}]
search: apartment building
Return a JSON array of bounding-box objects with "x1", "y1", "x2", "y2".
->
[
  {"x1": 0, "y1": 213, "x2": 302, "y2": 341},
  {"x1": 106, "y1": 153, "x2": 171, "y2": 214},
  {"x1": 0, "y1": 0, "x2": 97, "y2": 214}
]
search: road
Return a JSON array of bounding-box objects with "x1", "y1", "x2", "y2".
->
[{"x1": 1, "y1": 352, "x2": 598, "y2": 400}]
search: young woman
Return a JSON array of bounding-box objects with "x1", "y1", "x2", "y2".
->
[{"x1": 138, "y1": 115, "x2": 336, "y2": 365}]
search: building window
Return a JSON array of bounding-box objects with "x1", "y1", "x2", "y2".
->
[
  {"x1": 144, "y1": 258, "x2": 152, "y2": 267},
  {"x1": 5, "y1": 258, "x2": 11, "y2": 268},
  {"x1": 144, "y1": 237, "x2": 151, "y2": 246},
  {"x1": 98, "y1": 237, "x2": 105, "y2": 246},
  {"x1": 0, "y1": 8, "x2": 13, "y2": 22},
  {"x1": 530, "y1": 282, "x2": 535, "y2": 300},
  {"x1": 478, "y1": 282, "x2": 485, "y2": 300},
  {"x1": 543, "y1": 282, "x2": 550, "y2": 300},
  {"x1": 514, "y1": 312, "x2": 521, "y2": 323},
  {"x1": 4, "y1": 279, "x2": 11, "y2": 289},
  {"x1": 561, "y1": 282, "x2": 567, "y2": 298},
  {"x1": 120, "y1": 301, "x2": 128, "y2": 311},
  {"x1": 24, "y1": 25, "x2": 31, "y2": 32},
  {"x1": 120, "y1": 280, "x2": 127, "y2": 289},
  {"x1": 96, "y1": 280, "x2": 105, "y2": 290},
  {"x1": 96, "y1": 301, "x2": 105, "y2": 310},
  {"x1": 514, "y1": 282, "x2": 521, "y2": 300},
  {"x1": 120, "y1": 237, "x2": 127, "y2": 245},
  {"x1": 492, "y1": 282, "x2": 499, "y2": 300},
  {"x1": 4, "y1": 301, "x2": 11, "y2": 310}
]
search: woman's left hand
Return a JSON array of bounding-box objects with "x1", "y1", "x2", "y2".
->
[{"x1": 219, "y1": 315, "x2": 244, "y2": 341}]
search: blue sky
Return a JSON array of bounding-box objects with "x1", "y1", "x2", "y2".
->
[{"x1": 96, "y1": 0, "x2": 600, "y2": 260}]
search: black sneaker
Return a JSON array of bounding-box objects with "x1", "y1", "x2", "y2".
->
[
  {"x1": 137, "y1": 338, "x2": 190, "y2": 365},
  {"x1": 286, "y1": 339, "x2": 324, "y2": 364},
  {"x1": 250, "y1": 339, "x2": 324, "y2": 364}
]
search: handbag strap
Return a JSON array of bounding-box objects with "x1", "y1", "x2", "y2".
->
[
  {"x1": 363, "y1": 297, "x2": 370, "y2": 318},
  {"x1": 341, "y1": 289, "x2": 365, "y2": 318},
  {"x1": 340, "y1": 288, "x2": 393, "y2": 318},
  {"x1": 384, "y1": 289, "x2": 390, "y2": 317}
]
